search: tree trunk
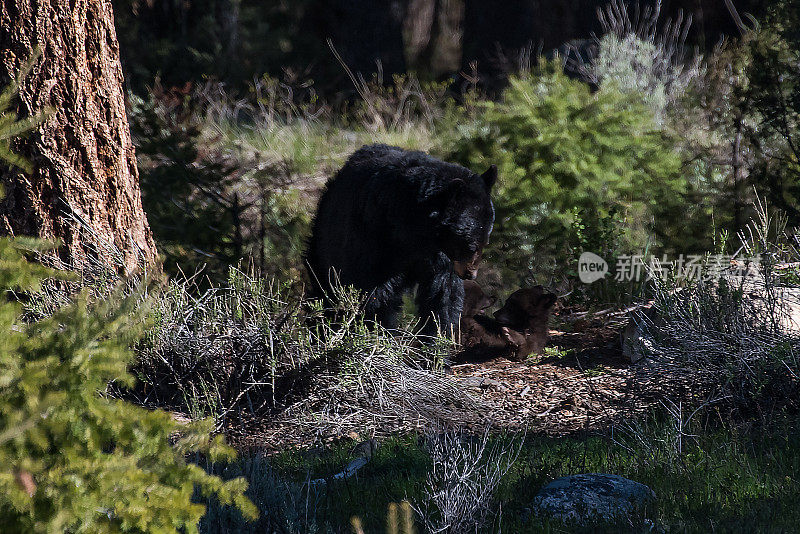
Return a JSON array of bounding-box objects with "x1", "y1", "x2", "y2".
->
[
  {"x1": 0, "y1": 0, "x2": 157, "y2": 275},
  {"x1": 415, "y1": 0, "x2": 441, "y2": 74},
  {"x1": 404, "y1": 0, "x2": 437, "y2": 71},
  {"x1": 216, "y1": 0, "x2": 241, "y2": 72},
  {"x1": 404, "y1": 0, "x2": 461, "y2": 78}
]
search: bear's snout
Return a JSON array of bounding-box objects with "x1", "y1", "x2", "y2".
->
[
  {"x1": 453, "y1": 261, "x2": 478, "y2": 280},
  {"x1": 454, "y1": 249, "x2": 483, "y2": 280},
  {"x1": 454, "y1": 260, "x2": 479, "y2": 280}
]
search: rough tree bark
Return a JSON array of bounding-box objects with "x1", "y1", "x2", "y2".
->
[{"x1": 0, "y1": 0, "x2": 158, "y2": 275}]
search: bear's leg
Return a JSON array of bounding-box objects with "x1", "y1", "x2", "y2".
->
[
  {"x1": 415, "y1": 262, "x2": 464, "y2": 338},
  {"x1": 364, "y1": 274, "x2": 406, "y2": 330}
]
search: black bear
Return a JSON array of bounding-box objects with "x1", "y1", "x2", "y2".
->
[{"x1": 306, "y1": 144, "x2": 497, "y2": 335}]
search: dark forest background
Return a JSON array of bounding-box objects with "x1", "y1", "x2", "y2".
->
[
  {"x1": 111, "y1": 0, "x2": 797, "y2": 303},
  {"x1": 5, "y1": 3, "x2": 800, "y2": 532},
  {"x1": 114, "y1": 0, "x2": 763, "y2": 94}
]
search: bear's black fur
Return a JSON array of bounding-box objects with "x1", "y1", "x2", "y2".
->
[{"x1": 306, "y1": 144, "x2": 497, "y2": 335}]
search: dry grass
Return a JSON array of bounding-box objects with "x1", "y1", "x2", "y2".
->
[
  {"x1": 633, "y1": 199, "x2": 800, "y2": 416},
  {"x1": 412, "y1": 426, "x2": 523, "y2": 534},
  {"x1": 197, "y1": 74, "x2": 452, "y2": 180},
  {"x1": 132, "y1": 267, "x2": 489, "y2": 448}
]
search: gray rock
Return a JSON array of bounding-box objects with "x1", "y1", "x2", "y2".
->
[
  {"x1": 533, "y1": 473, "x2": 656, "y2": 525},
  {"x1": 621, "y1": 306, "x2": 662, "y2": 364},
  {"x1": 622, "y1": 321, "x2": 656, "y2": 363}
]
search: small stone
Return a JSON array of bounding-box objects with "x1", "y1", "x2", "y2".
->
[{"x1": 480, "y1": 378, "x2": 502, "y2": 388}]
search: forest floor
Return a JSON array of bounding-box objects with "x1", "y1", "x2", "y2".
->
[
  {"x1": 229, "y1": 308, "x2": 662, "y2": 452},
  {"x1": 200, "y1": 309, "x2": 800, "y2": 533},
  {"x1": 450, "y1": 319, "x2": 645, "y2": 435}
]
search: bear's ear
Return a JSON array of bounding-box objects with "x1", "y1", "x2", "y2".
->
[{"x1": 481, "y1": 165, "x2": 497, "y2": 190}]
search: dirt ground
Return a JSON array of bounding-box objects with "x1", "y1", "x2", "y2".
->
[
  {"x1": 450, "y1": 316, "x2": 647, "y2": 435},
  {"x1": 230, "y1": 308, "x2": 657, "y2": 452}
]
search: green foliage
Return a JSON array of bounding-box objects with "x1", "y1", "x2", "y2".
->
[
  {"x1": 0, "y1": 240, "x2": 258, "y2": 532},
  {"x1": 595, "y1": 34, "x2": 666, "y2": 109},
  {"x1": 131, "y1": 92, "x2": 245, "y2": 282},
  {"x1": 0, "y1": 239, "x2": 65, "y2": 292},
  {"x1": 589, "y1": 3, "x2": 701, "y2": 126},
  {"x1": 593, "y1": 33, "x2": 699, "y2": 125},
  {"x1": 744, "y1": 1, "x2": 800, "y2": 225},
  {"x1": 447, "y1": 64, "x2": 684, "y2": 288},
  {"x1": 211, "y1": 418, "x2": 800, "y2": 533},
  {"x1": 0, "y1": 51, "x2": 51, "y2": 173}
]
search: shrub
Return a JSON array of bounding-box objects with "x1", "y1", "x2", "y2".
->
[
  {"x1": 0, "y1": 240, "x2": 258, "y2": 532},
  {"x1": 638, "y1": 201, "x2": 800, "y2": 416},
  {"x1": 447, "y1": 64, "x2": 684, "y2": 290},
  {"x1": 412, "y1": 428, "x2": 521, "y2": 534},
  {"x1": 744, "y1": 1, "x2": 800, "y2": 226},
  {"x1": 135, "y1": 267, "x2": 318, "y2": 425},
  {"x1": 0, "y1": 52, "x2": 50, "y2": 174},
  {"x1": 130, "y1": 91, "x2": 245, "y2": 282},
  {"x1": 134, "y1": 267, "x2": 484, "y2": 446},
  {"x1": 590, "y1": 0, "x2": 701, "y2": 124},
  {"x1": 199, "y1": 452, "x2": 325, "y2": 534}
]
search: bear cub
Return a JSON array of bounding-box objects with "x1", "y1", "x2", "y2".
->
[
  {"x1": 306, "y1": 144, "x2": 497, "y2": 336},
  {"x1": 458, "y1": 282, "x2": 557, "y2": 362}
]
